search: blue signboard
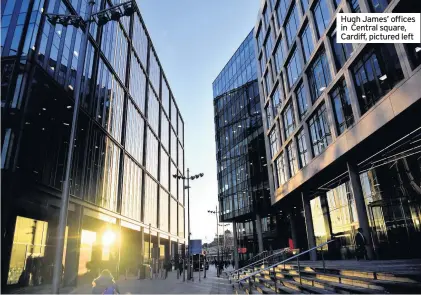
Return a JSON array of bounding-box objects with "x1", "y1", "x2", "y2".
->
[{"x1": 189, "y1": 239, "x2": 202, "y2": 255}]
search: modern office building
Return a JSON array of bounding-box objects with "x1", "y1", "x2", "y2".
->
[
  {"x1": 255, "y1": 0, "x2": 421, "y2": 260},
  {"x1": 1, "y1": 0, "x2": 185, "y2": 288},
  {"x1": 212, "y1": 31, "x2": 278, "y2": 263}
]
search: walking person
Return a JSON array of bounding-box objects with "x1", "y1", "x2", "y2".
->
[
  {"x1": 92, "y1": 269, "x2": 120, "y2": 294},
  {"x1": 355, "y1": 228, "x2": 367, "y2": 260},
  {"x1": 178, "y1": 259, "x2": 184, "y2": 277}
]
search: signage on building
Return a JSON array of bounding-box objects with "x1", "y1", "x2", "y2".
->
[
  {"x1": 238, "y1": 248, "x2": 247, "y2": 254},
  {"x1": 189, "y1": 239, "x2": 202, "y2": 254}
]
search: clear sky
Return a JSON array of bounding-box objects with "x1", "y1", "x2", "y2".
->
[{"x1": 138, "y1": 1, "x2": 261, "y2": 243}]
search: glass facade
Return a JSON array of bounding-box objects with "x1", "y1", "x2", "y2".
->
[
  {"x1": 213, "y1": 30, "x2": 271, "y2": 234},
  {"x1": 1, "y1": 0, "x2": 186, "y2": 286}
]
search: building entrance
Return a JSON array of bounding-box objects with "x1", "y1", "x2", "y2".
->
[{"x1": 369, "y1": 198, "x2": 421, "y2": 259}]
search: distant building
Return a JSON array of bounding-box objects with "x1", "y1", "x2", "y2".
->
[
  {"x1": 212, "y1": 31, "x2": 278, "y2": 263},
  {"x1": 255, "y1": 0, "x2": 421, "y2": 259}
]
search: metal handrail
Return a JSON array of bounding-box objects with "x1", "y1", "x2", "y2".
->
[
  {"x1": 246, "y1": 250, "x2": 268, "y2": 264},
  {"x1": 229, "y1": 247, "x2": 290, "y2": 278},
  {"x1": 236, "y1": 239, "x2": 335, "y2": 287}
]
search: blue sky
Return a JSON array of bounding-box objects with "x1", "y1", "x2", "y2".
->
[{"x1": 138, "y1": 0, "x2": 261, "y2": 243}]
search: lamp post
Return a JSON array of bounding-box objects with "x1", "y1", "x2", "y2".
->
[
  {"x1": 207, "y1": 207, "x2": 220, "y2": 276},
  {"x1": 219, "y1": 223, "x2": 229, "y2": 260},
  {"x1": 45, "y1": 1, "x2": 135, "y2": 293},
  {"x1": 173, "y1": 169, "x2": 204, "y2": 280}
]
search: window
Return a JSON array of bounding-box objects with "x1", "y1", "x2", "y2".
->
[
  {"x1": 170, "y1": 197, "x2": 177, "y2": 235},
  {"x1": 368, "y1": 0, "x2": 391, "y2": 12},
  {"x1": 121, "y1": 156, "x2": 142, "y2": 221},
  {"x1": 125, "y1": 101, "x2": 144, "y2": 164},
  {"x1": 264, "y1": 28, "x2": 274, "y2": 63},
  {"x1": 264, "y1": 5, "x2": 270, "y2": 30},
  {"x1": 133, "y1": 16, "x2": 148, "y2": 67},
  {"x1": 146, "y1": 128, "x2": 159, "y2": 179},
  {"x1": 348, "y1": 0, "x2": 361, "y2": 12},
  {"x1": 352, "y1": 44, "x2": 404, "y2": 115},
  {"x1": 330, "y1": 79, "x2": 354, "y2": 135},
  {"x1": 259, "y1": 57, "x2": 265, "y2": 76},
  {"x1": 148, "y1": 87, "x2": 160, "y2": 134},
  {"x1": 271, "y1": 88, "x2": 282, "y2": 115},
  {"x1": 308, "y1": 50, "x2": 331, "y2": 102},
  {"x1": 313, "y1": 0, "x2": 331, "y2": 38},
  {"x1": 286, "y1": 48, "x2": 303, "y2": 88},
  {"x1": 330, "y1": 31, "x2": 353, "y2": 70},
  {"x1": 300, "y1": 24, "x2": 314, "y2": 63},
  {"x1": 160, "y1": 149, "x2": 169, "y2": 190},
  {"x1": 296, "y1": 83, "x2": 309, "y2": 119},
  {"x1": 287, "y1": 143, "x2": 298, "y2": 176},
  {"x1": 264, "y1": 71, "x2": 272, "y2": 96},
  {"x1": 285, "y1": 5, "x2": 300, "y2": 47},
  {"x1": 283, "y1": 102, "x2": 296, "y2": 138},
  {"x1": 161, "y1": 113, "x2": 169, "y2": 151},
  {"x1": 274, "y1": 40, "x2": 285, "y2": 74},
  {"x1": 265, "y1": 103, "x2": 274, "y2": 129},
  {"x1": 149, "y1": 50, "x2": 160, "y2": 95},
  {"x1": 257, "y1": 26, "x2": 264, "y2": 50},
  {"x1": 301, "y1": 0, "x2": 310, "y2": 12},
  {"x1": 334, "y1": 0, "x2": 342, "y2": 7},
  {"x1": 130, "y1": 56, "x2": 147, "y2": 113},
  {"x1": 275, "y1": 154, "x2": 288, "y2": 187},
  {"x1": 269, "y1": 128, "x2": 280, "y2": 158},
  {"x1": 308, "y1": 103, "x2": 332, "y2": 156},
  {"x1": 277, "y1": 0, "x2": 289, "y2": 27},
  {"x1": 161, "y1": 78, "x2": 170, "y2": 115},
  {"x1": 405, "y1": 43, "x2": 421, "y2": 70},
  {"x1": 296, "y1": 129, "x2": 309, "y2": 167},
  {"x1": 159, "y1": 189, "x2": 169, "y2": 231}
]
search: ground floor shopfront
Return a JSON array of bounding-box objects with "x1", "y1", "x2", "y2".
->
[
  {"x1": 271, "y1": 101, "x2": 421, "y2": 261},
  {"x1": 1, "y1": 189, "x2": 184, "y2": 290}
]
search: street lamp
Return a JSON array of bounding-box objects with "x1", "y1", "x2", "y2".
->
[
  {"x1": 207, "y1": 207, "x2": 221, "y2": 276},
  {"x1": 45, "y1": 1, "x2": 135, "y2": 293},
  {"x1": 219, "y1": 223, "x2": 229, "y2": 260},
  {"x1": 173, "y1": 168, "x2": 204, "y2": 280}
]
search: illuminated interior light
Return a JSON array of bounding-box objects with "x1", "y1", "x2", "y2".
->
[
  {"x1": 379, "y1": 74, "x2": 388, "y2": 81},
  {"x1": 415, "y1": 47, "x2": 421, "y2": 52},
  {"x1": 63, "y1": 122, "x2": 70, "y2": 126},
  {"x1": 319, "y1": 86, "x2": 326, "y2": 92}
]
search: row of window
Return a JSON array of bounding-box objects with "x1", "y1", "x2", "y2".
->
[
  {"x1": 1, "y1": 0, "x2": 185, "y2": 149},
  {"x1": 269, "y1": 40, "x2": 407, "y2": 190}
]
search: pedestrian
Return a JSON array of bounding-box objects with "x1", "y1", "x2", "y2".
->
[
  {"x1": 232, "y1": 260, "x2": 235, "y2": 269},
  {"x1": 355, "y1": 228, "x2": 367, "y2": 260},
  {"x1": 218, "y1": 260, "x2": 224, "y2": 277},
  {"x1": 178, "y1": 259, "x2": 183, "y2": 276},
  {"x1": 92, "y1": 269, "x2": 120, "y2": 294}
]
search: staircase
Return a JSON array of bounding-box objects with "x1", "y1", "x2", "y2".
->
[{"x1": 227, "y1": 242, "x2": 421, "y2": 294}]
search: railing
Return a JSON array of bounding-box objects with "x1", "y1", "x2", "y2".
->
[
  {"x1": 229, "y1": 247, "x2": 291, "y2": 280},
  {"x1": 245, "y1": 250, "x2": 268, "y2": 265},
  {"x1": 235, "y1": 240, "x2": 335, "y2": 294}
]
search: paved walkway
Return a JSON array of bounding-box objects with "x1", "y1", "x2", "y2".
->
[
  {"x1": 71, "y1": 265, "x2": 233, "y2": 294},
  {"x1": 4, "y1": 266, "x2": 234, "y2": 294}
]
